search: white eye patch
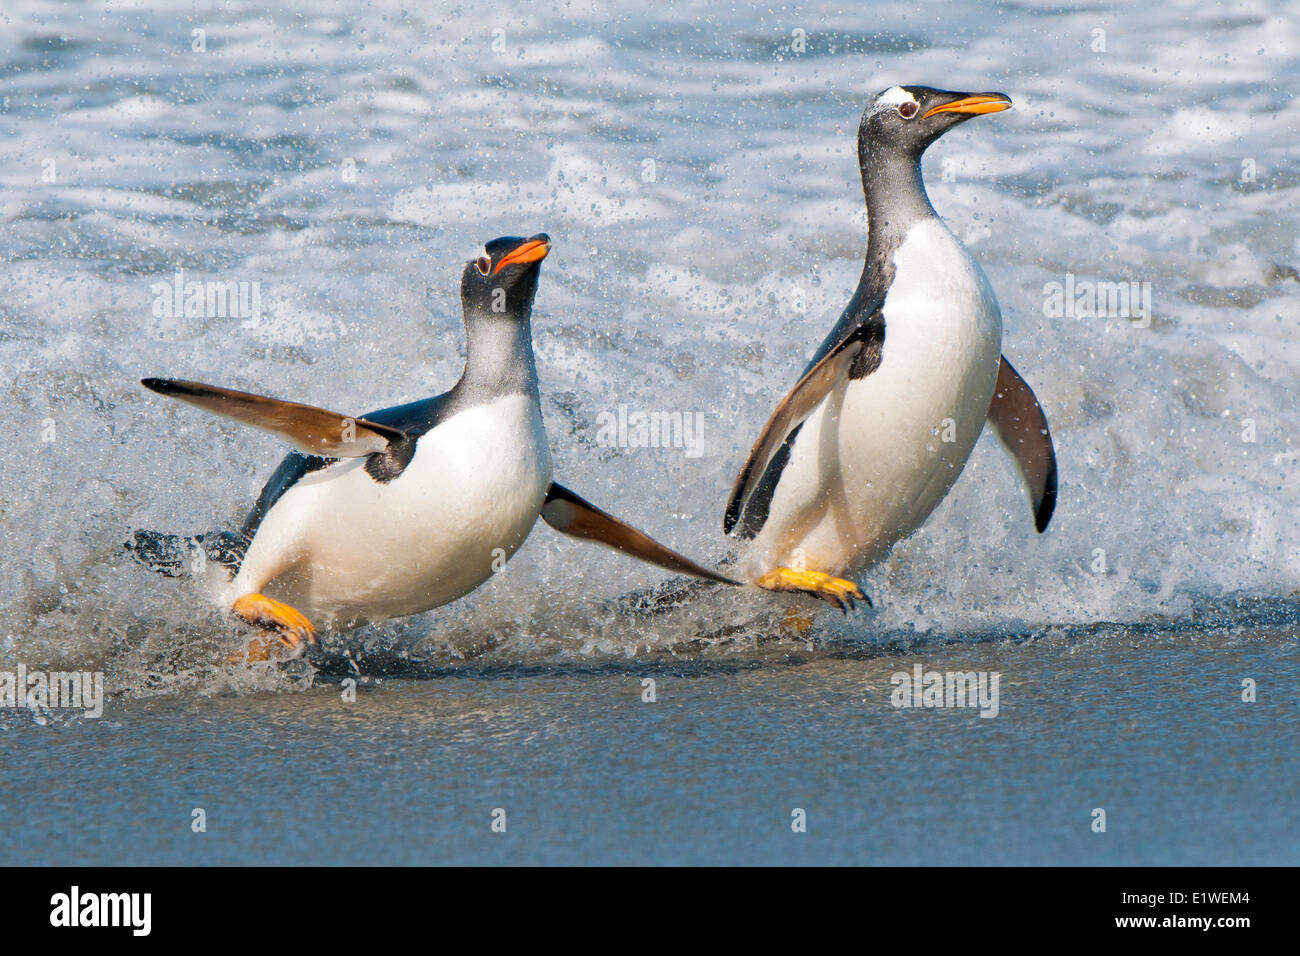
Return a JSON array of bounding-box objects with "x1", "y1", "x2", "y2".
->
[{"x1": 870, "y1": 86, "x2": 919, "y2": 116}]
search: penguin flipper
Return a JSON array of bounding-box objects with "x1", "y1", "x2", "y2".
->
[
  {"x1": 141, "y1": 378, "x2": 409, "y2": 458},
  {"x1": 723, "y1": 337, "x2": 867, "y2": 534},
  {"x1": 987, "y1": 355, "x2": 1057, "y2": 533},
  {"x1": 540, "y1": 482, "x2": 739, "y2": 586}
]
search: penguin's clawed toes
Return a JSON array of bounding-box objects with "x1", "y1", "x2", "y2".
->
[
  {"x1": 756, "y1": 568, "x2": 869, "y2": 614},
  {"x1": 229, "y1": 593, "x2": 316, "y2": 663}
]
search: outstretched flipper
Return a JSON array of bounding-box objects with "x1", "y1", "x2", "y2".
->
[
  {"x1": 141, "y1": 378, "x2": 416, "y2": 480},
  {"x1": 986, "y1": 356, "x2": 1057, "y2": 532},
  {"x1": 540, "y1": 483, "x2": 739, "y2": 586}
]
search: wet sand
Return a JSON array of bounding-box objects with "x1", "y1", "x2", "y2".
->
[{"x1": 3, "y1": 623, "x2": 1296, "y2": 866}]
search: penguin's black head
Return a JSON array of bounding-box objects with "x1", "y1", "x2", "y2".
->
[
  {"x1": 858, "y1": 86, "x2": 1011, "y2": 162},
  {"x1": 461, "y1": 233, "x2": 551, "y2": 319}
]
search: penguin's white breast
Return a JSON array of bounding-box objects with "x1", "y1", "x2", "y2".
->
[
  {"x1": 748, "y1": 218, "x2": 1003, "y2": 577},
  {"x1": 244, "y1": 392, "x2": 553, "y2": 623}
]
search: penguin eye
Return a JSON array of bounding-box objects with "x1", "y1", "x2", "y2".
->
[
  {"x1": 897, "y1": 101, "x2": 918, "y2": 119},
  {"x1": 475, "y1": 255, "x2": 492, "y2": 276}
]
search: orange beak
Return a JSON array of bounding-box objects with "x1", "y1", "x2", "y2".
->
[
  {"x1": 922, "y1": 93, "x2": 1012, "y2": 119},
  {"x1": 493, "y1": 237, "x2": 551, "y2": 274}
]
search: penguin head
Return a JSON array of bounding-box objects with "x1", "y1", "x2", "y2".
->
[
  {"x1": 461, "y1": 234, "x2": 552, "y2": 319},
  {"x1": 858, "y1": 86, "x2": 1011, "y2": 161}
]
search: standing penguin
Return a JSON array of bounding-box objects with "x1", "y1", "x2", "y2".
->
[
  {"x1": 129, "y1": 235, "x2": 734, "y2": 656},
  {"x1": 724, "y1": 87, "x2": 1057, "y2": 609}
]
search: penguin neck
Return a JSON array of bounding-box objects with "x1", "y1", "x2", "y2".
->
[
  {"x1": 837, "y1": 146, "x2": 939, "y2": 321},
  {"x1": 455, "y1": 311, "x2": 539, "y2": 401},
  {"x1": 860, "y1": 148, "x2": 936, "y2": 263}
]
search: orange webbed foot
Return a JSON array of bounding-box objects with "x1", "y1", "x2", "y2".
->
[{"x1": 229, "y1": 593, "x2": 316, "y2": 663}]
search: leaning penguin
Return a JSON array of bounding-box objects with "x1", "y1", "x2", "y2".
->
[
  {"x1": 724, "y1": 87, "x2": 1058, "y2": 610},
  {"x1": 128, "y1": 235, "x2": 735, "y2": 658}
]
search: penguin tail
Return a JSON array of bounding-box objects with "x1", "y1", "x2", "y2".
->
[{"x1": 124, "y1": 528, "x2": 247, "y2": 579}]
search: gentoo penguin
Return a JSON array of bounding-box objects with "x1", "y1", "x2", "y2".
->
[
  {"x1": 128, "y1": 235, "x2": 734, "y2": 657},
  {"x1": 724, "y1": 87, "x2": 1057, "y2": 610}
]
